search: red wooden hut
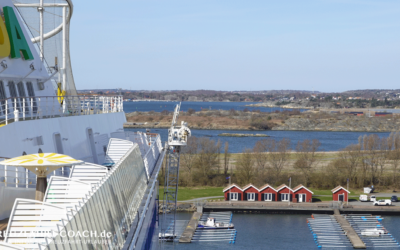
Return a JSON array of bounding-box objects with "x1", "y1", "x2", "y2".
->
[
  {"x1": 331, "y1": 186, "x2": 350, "y2": 202},
  {"x1": 293, "y1": 184, "x2": 313, "y2": 203},
  {"x1": 223, "y1": 183, "x2": 243, "y2": 201},
  {"x1": 276, "y1": 184, "x2": 293, "y2": 202},
  {"x1": 242, "y1": 184, "x2": 260, "y2": 201},
  {"x1": 258, "y1": 184, "x2": 277, "y2": 201}
]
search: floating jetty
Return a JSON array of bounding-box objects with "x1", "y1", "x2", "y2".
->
[
  {"x1": 204, "y1": 201, "x2": 400, "y2": 215},
  {"x1": 180, "y1": 211, "x2": 237, "y2": 244},
  {"x1": 308, "y1": 211, "x2": 400, "y2": 249},
  {"x1": 308, "y1": 214, "x2": 354, "y2": 248},
  {"x1": 345, "y1": 214, "x2": 400, "y2": 249}
]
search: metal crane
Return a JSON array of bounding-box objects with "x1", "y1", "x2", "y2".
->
[{"x1": 160, "y1": 103, "x2": 191, "y2": 243}]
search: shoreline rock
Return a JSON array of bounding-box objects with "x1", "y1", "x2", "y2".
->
[{"x1": 218, "y1": 133, "x2": 269, "y2": 137}]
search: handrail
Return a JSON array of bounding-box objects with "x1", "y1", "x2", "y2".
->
[{"x1": 0, "y1": 95, "x2": 124, "y2": 126}]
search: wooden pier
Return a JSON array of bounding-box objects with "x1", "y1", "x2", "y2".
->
[
  {"x1": 179, "y1": 212, "x2": 202, "y2": 243},
  {"x1": 333, "y1": 209, "x2": 366, "y2": 249}
]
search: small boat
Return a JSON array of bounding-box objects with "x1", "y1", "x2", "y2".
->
[
  {"x1": 158, "y1": 233, "x2": 176, "y2": 242},
  {"x1": 197, "y1": 217, "x2": 234, "y2": 230},
  {"x1": 361, "y1": 228, "x2": 385, "y2": 237}
]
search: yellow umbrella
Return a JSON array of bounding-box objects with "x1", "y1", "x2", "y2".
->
[{"x1": 0, "y1": 153, "x2": 83, "y2": 201}]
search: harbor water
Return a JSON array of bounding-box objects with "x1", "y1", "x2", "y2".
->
[
  {"x1": 123, "y1": 101, "x2": 308, "y2": 113},
  {"x1": 124, "y1": 101, "x2": 392, "y2": 153},
  {"x1": 162, "y1": 213, "x2": 400, "y2": 250},
  {"x1": 126, "y1": 128, "x2": 390, "y2": 153}
]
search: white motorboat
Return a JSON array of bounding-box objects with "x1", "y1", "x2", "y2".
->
[
  {"x1": 197, "y1": 217, "x2": 234, "y2": 230},
  {"x1": 361, "y1": 228, "x2": 385, "y2": 237},
  {"x1": 158, "y1": 233, "x2": 177, "y2": 242}
]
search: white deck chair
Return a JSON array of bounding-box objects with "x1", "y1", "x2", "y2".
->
[
  {"x1": 129, "y1": 132, "x2": 149, "y2": 157},
  {"x1": 5, "y1": 199, "x2": 68, "y2": 249},
  {"x1": 110, "y1": 131, "x2": 128, "y2": 140},
  {"x1": 69, "y1": 162, "x2": 108, "y2": 185},
  {"x1": 0, "y1": 242, "x2": 25, "y2": 250},
  {"x1": 44, "y1": 176, "x2": 92, "y2": 210},
  {"x1": 103, "y1": 138, "x2": 134, "y2": 167}
]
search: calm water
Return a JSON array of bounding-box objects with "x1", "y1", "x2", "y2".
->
[
  {"x1": 123, "y1": 101, "x2": 307, "y2": 113},
  {"x1": 125, "y1": 128, "x2": 390, "y2": 153},
  {"x1": 162, "y1": 213, "x2": 400, "y2": 250}
]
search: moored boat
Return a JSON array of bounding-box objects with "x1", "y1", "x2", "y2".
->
[{"x1": 197, "y1": 217, "x2": 234, "y2": 230}]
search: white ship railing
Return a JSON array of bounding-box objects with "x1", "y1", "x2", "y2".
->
[
  {"x1": 0, "y1": 95, "x2": 123, "y2": 126},
  {"x1": 42, "y1": 143, "x2": 148, "y2": 250},
  {"x1": 0, "y1": 133, "x2": 162, "y2": 190}
]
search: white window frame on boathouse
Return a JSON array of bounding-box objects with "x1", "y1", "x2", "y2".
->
[
  {"x1": 264, "y1": 193, "x2": 273, "y2": 201},
  {"x1": 247, "y1": 193, "x2": 255, "y2": 201},
  {"x1": 281, "y1": 193, "x2": 289, "y2": 201},
  {"x1": 230, "y1": 192, "x2": 238, "y2": 201}
]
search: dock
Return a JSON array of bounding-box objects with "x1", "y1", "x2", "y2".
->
[
  {"x1": 179, "y1": 212, "x2": 202, "y2": 243},
  {"x1": 203, "y1": 201, "x2": 400, "y2": 215},
  {"x1": 333, "y1": 210, "x2": 366, "y2": 249}
]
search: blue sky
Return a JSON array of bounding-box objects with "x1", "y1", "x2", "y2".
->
[{"x1": 70, "y1": 0, "x2": 400, "y2": 92}]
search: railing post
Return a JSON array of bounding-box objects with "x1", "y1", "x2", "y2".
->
[
  {"x1": 14, "y1": 98, "x2": 19, "y2": 122},
  {"x1": 30, "y1": 97, "x2": 33, "y2": 118},
  {"x1": 15, "y1": 166, "x2": 18, "y2": 188},
  {"x1": 22, "y1": 98, "x2": 25, "y2": 120},
  {"x1": 5, "y1": 99, "x2": 8, "y2": 125},
  {"x1": 38, "y1": 97, "x2": 42, "y2": 119},
  {"x1": 26, "y1": 168, "x2": 28, "y2": 188},
  {"x1": 4, "y1": 165, "x2": 7, "y2": 187}
]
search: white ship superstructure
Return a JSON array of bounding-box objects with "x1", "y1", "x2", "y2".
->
[{"x1": 0, "y1": 1, "x2": 166, "y2": 249}]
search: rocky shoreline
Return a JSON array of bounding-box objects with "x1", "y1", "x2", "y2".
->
[
  {"x1": 218, "y1": 133, "x2": 269, "y2": 137},
  {"x1": 272, "y1": 116, "x2": 400, "y2": 132}
]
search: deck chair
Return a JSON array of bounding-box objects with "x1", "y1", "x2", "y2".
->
[
  {"x1": 69, "y1": 162, "x2": 108, "y2": 185},
  {"x1": 4, "y1": 199, "x2": 68, "y2": 249},
  {"x1": 103, "y1": 138, "x2": 134, "y2": 168},
  {"x1": 44, "y1": 176, "x2": 92, "y2": 210}
]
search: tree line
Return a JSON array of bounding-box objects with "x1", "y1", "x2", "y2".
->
[{"x1": 159, "y1": 132, "x2": 400, "y2": 190}]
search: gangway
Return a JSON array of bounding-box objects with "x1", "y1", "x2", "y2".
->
[{"x1": 160, "y1": 103, "x2": 191, "y2": 246}]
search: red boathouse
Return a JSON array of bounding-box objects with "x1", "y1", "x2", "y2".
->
[
  {"x1": 242, "y1": 184, "x2": 260, "y2": 201},
  {"x1": 331, "y1": 186, "x2": 350, "y2": 202},
  {"x1": 293, "y1": 184, "x2": 313, "y2": 203},
  {"x1": 276, "y1": 184, "x2": 293, "y2": 202},
  {"x1": 223, "y1": 184, "x2": 243, "y2": 201},
  {"x1": 259, "y1": 184, "x2": 277, "y2": 201}
]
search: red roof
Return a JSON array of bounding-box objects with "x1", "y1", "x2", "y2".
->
[
  {"x1": 331, "y1": 186, "x2": 350, "y2": 194},
  {"x1": 293, "y1": 184, "x2": 314, "y2": 194},
  {"x1": 242, "y1": 183, "x2": 260, "y2": 192},
  {"x1": 259, "y1": 184, "x2": 277, "y2": 192},
  {"x1": 223, "y1": 183, "x2": 243, "y2": 192},
  {"x1": 275, "y1": 184, "x2": 293, "y2": 192}
]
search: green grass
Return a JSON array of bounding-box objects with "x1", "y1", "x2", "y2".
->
[{"x1": 159, "y1": 186, "x2": 224, "y2": 201}]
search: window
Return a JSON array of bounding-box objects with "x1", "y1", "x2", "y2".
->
[
  {"x1": 230, "y1": 192, "x2": 238, "y2": 201},
  {"x1": 17, "y1": 82, "x2": 28, "y2": 112},
  {"x1": 281, "y1": 193, "x2": 289, "y2": 201},
  {"x1": 0, "y1": 81, "x2": 7, "y2": 115},
  {"x1": 26, "y1": 82, "x2": 37, "y2": 113},
  {"x1": 247, "y1": 193, "x2": 255, "y2": 201},
  {"x1": 8, "y1": 81, "x2": 21, "y2": 112},
  {"x1": 265, "y1": 193, "x2": 272, "y2": 201}
]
